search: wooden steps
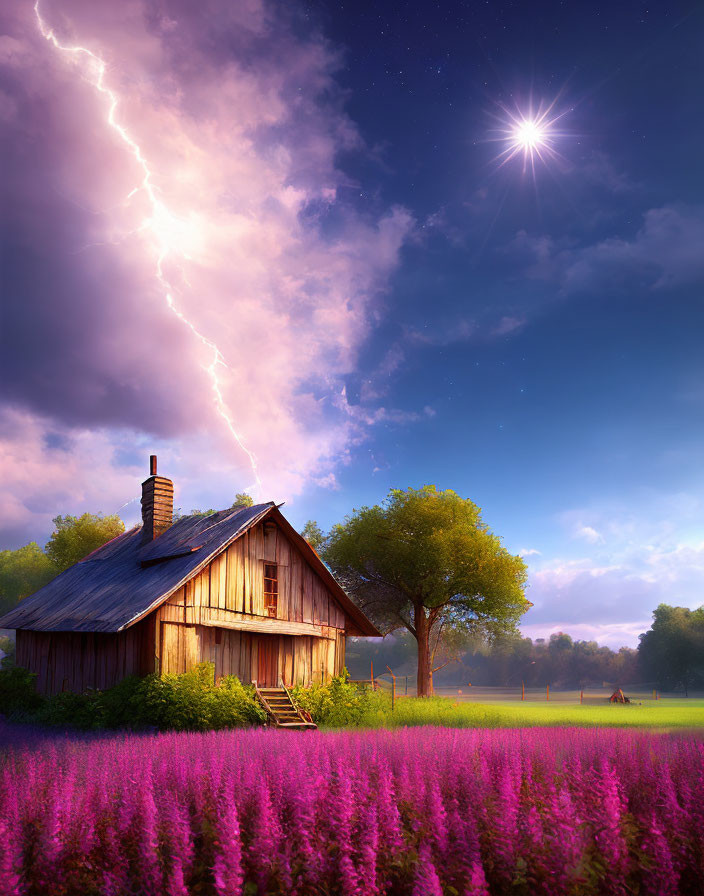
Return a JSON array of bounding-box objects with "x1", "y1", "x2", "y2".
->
[{"x1": 254, "y1": 683, "x2": 317, "y2": 730}]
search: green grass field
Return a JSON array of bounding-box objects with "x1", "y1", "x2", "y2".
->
[{"x1": 357, "y1": 696, "x2": 704, "y2": 729}]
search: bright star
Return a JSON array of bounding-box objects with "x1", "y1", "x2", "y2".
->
[
  {"x1": 513, "y1": 119, "x2": 547, "y2": 151},
  {"x1": 489, "y1": 99, "x2": 569, "y2": 175}
]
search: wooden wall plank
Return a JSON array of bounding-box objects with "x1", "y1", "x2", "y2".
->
[
  {"x1": 292, "y1": 552, "x2": 303, "y2": 622},
  {"x1": 243, "y1": 632, "x2": 252, "y2": 682},
  {"x1": 201, "y1": 569, "x2": 210, "y2": 610},
  {"x1": 250, "y1": 527, "x2": 264, "y2": 616},
  {"x1": 209, "y1": 555, "x2": 220, "y2": 610},
  {"x1": 251, "y1": 637, "x2": 258, "y2": 683},
  {"x1": 226, "y1": 543, "x2": 242, "y2": 613},
  {"x1": 302, "y1": 567, "x2": 314, "y2": 624},
  {"x1": 311, "y1": 637, "x2": 321, "y2": 684},
  {"x1": 335, "y1": 633, "x2": 345, "y2": 676},
  {"x1": 216, "y1": 553, "x2": 227, "y2": 611},
  {"x1": 243, "y1": 532, "x2": 251, "y2": 615},
  {"x1": 262, "y1": 524, "x2": 277, "y2": 562}
]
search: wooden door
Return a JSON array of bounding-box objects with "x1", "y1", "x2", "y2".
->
[{"x1": 257, "y1": 635, "x2": 279, "y2": 686}]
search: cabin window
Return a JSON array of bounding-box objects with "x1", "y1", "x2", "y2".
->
[{"x1": 264, "y1": 563, "x2": 278, "y2": 617}]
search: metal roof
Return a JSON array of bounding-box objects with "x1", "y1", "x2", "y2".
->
[{"x1": 0, "y1": 503, "x2": 380, "y2": 637}]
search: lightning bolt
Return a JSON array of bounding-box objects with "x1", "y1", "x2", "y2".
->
[{"x1": 33, "y1": 1, "x2": 261, "y2": 493}]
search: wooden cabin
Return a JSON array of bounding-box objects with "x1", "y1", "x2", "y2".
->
[{"x1": 0, "y1": 457, "x2": 379, "y2": 695}]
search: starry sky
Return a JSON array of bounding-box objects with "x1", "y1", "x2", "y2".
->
[{"x1": 1, "y1": 0, "x2": 703, "y2": 646}]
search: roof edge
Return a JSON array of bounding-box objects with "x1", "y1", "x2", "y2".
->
[{"x1": 267, "y1": 507, "x2": 382, "y2": 637}]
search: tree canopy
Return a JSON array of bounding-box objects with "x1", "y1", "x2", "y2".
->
[
  {"x1": 300, "y1": 520, "x2": 326, "y2": 552},
  {"x1": 638, "y1": 604, "x2": 704, "y2": 693},
  {"x1": 0, "y1": 543, "x2": 55, "y2": 616},
  {"x1": 188, "y1": 494, "x2": 255, "y2": 517},
  {"x1": 322, "y1": 485, "x2": 529, "y2": 696},
  {"x1": 0, "y1": 513, "x2": 127, "y2": 617},
  {"x1": 45, "y1": 514, "x2": 125, "y2": 573}
]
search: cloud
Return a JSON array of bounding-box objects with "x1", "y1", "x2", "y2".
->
[
  {"x1": 518, "y1": 548, "x2": 542, "y2": 557},
  {"x1": 513, "y1": 205, "x2": 704, "y2": 295},
  {"x1": 575, "y1": 525, "x2": 604, "y2": 544},
  {"x1": 403, "y1": 319, "x2": 476, "y2": 347},
  {"x1": 492, "y1": 315, "x2": 526, "y2": 336},
  {"x1": 0, "y1": 407, "x2": 140, "y2": 548},
  {"x1": 522, "y1": 494, "x2": 704, "y2": 647},
  {"x1": 401, "y1": 310, "x2": 528, "y2": 349},
  {"x1": 579, "y1": 151, "x2": 636, "y2": 196},
  {"x1": 0, "y1": 0, "x2": 415, "y2": 540}
]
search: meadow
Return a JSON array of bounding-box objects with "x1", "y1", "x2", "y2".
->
[
  {"x1": 2, "y1": 721, "x2": 704, "y2": 895},
  {"x1": 294, "y1": 675, "x2": 704, "y2": 730},
  {"x1": 358, "y1": 696, "x2": 704, "y2": 730}
]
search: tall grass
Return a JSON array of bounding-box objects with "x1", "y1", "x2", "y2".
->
[
  {"x1": 355, "y1": 696, "x2": 704, "y2": 729},
  {"x1": 1, "y1": 722, "x2": 704, "y2": 894}
]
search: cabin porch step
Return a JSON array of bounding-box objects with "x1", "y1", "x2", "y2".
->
[{"x1": 253, "y1": 683, "x2": 317, "y2": 730}]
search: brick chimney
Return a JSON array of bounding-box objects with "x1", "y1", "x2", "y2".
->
[{"x1": 141, "y1": 455, "x2": 173, "y2": 543}]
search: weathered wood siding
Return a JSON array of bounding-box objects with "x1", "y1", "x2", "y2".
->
[
  {"x1": 171, "y1": 520, "x2": 348, "y2": 628},
  {"x1": 154, "y1": 521, "x2": 349, "y2": 684},
  {"x1": 15, "y1": 616, "x2": 156, "y2": 696},
  {"x1": 158, "y1": 626, "x2": 346, "y2": 686}
]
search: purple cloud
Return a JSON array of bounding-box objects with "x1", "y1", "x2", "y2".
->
[
  {"x1": 0, "y1": 0, "x2": 414, "y2": 541},
  {"x1": 513, "y1": 204, "x2": 704, "y2": 294}
]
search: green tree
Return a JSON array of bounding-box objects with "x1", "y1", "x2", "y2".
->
[
  {"x1": 638, "y1": 604, "x2": 704, "y2": 694},
  {"x1": 45, "y1": 513, "x2": 125, "y2": 573},
  {"x1": 0, "y1": 635, "x2": 16, "y2": 669},
  {"x1": 300, "y1": 520, "x2": 326, "y2": 552},
  {"x1": 188, "y1": 493, "x2": 255, "y2": 517},
  {"x1": 322, "y1": 486, "x2": 529, "y2": 697},
  {"x1": 0, "y1": 543, "x2": 55, "y2": 615}
]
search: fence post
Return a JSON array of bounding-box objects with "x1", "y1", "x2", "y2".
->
[
  {"x1": 370, "y1": 660, "x2": 374, "y2": 690},
  {"x1": 546, "y1": 684, "x2": 549, "y2": 701},
  {"x1": 405, "y1": 676, "x2": 408, "y2": 695},
  {"x1": 580, "y1": 689, "x2": 583, "y2": 704},
  {"x1": 386, "y1": 665, "x2": 396, "y2": 711},
  {"x1": 521, "y1": 681, "x2": 525, "y2": 701}
]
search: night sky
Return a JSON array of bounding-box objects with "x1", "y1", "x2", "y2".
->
[{"x1": 1, "y1": 0, "x2": 703, "y2": 646}]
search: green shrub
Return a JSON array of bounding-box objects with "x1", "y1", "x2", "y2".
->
[
  {"x1": 292, "y1": 670, "x2": 389, "y2": 727},
  {"x1": 0, "y1": 662, "x2": 265, "y2": 731},
  {"x1": 0, "y1": 665, "x2": 44, "y2": 716},
  {"x1": 127, "y1": 663, "x2": 265, "y2": 731},
  {"x1": 210, "y1": 674, "x2": 267, "y2": 728},
  {"x1": 34, "y1": 690, "x2": 103, "y2": 729},
  {"x1": 93, "y1": 675, "x2": 146, "y2": 729}
]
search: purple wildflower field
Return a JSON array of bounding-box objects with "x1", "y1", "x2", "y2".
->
[{"x1": 1, "y1": 724, "x2": 703, "y2": 895}]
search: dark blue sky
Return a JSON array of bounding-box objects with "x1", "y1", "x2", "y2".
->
[{"x1": 292, "y1": 0, "x2": 704, "y2": 645}]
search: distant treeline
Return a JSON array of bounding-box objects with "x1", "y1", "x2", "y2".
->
[
  {"x1": 347, "y1": 630, "x2": 639, "y2": 689},
  {"x1": 348, "y1": 603, "x2": 704, "y2": 693}
]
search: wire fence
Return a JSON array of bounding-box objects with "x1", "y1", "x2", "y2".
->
[{"x1": 362, "y1": 676, "x2": 702, "y2": 703}]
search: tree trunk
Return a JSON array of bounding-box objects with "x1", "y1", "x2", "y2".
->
[{"x1": 415, "y1": 605, "x2": 432, "y2": 697}]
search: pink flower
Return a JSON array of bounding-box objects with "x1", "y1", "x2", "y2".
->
[
  {"x1": 213, "y1": 790, "x2": 244, "y2": 896},
  {"x1": 0, "y1": 816, "x2": 23, "y2": 896},
  {"x1": 413, "y1": 841, "x2": 443, "y2": 896}
]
